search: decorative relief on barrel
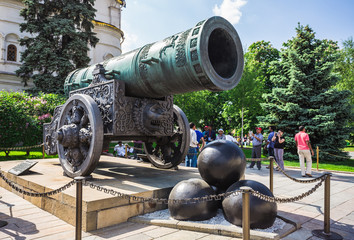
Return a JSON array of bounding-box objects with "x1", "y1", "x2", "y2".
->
[
  {"x1": 192, "y1": 27, "x2": 200, "y2": 36},
  {"x1": 190, "y1": 38, "x2": 198, "y2": 48},
  {"x1": 138, "y1": 44, "x2": 153, "y2": 80},
  {"x1": 175, "y1": 29, "x2": 191, "y2": 67},
  {"x1": 193, "y1": 64, "x2": 203, "y2": 74},
  {"x1": 191, "y1": 49, "x2": 198, "y2": 62},
  {"x1": 160, "y1": 35, "x2": 179, "y2": 58},
  {"x1": 195, "y1": 20, "x2": 206, "y2": 27}
]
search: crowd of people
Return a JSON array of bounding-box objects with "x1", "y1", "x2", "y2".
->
[
  {"x1": 247, "y1": 125, "x2": 314, "y2": 177},
  {"x1": 112, "y1": 122, "x2": 314, "y2": 177},
  {"x1": 186, "y1": 123, "x2": 315, "y2": 177}
]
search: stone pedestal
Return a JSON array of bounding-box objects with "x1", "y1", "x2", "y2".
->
[{"x1": 0, "y1": 156, "x2": 200, "y2": 231}]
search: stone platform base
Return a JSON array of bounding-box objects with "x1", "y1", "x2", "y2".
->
[{"x1": 0, "y1": 156, "x2": 201, "y2": 231}]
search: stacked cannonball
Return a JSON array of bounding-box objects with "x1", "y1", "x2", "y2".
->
[{"x1": 168, "y1": 140, "x2": 277, "y2": 229}]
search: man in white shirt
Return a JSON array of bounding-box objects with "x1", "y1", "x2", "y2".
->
[
  {"x1": 114, "y1": 141, "x2": 133, "y2": 157},
  {"x1": 185, "y1": 122, "x2": 199, "y2": 167}
]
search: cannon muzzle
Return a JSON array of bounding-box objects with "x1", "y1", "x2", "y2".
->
[{"x1": 64, "y1": 16, "x2": 244, "y2": 98}]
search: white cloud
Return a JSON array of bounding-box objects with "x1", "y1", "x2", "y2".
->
[
  {"x1": 121, "y1": 31, "x2": 139, "y2": 53},
  {"x1": 213, "y1": 0, "x2": 247, "y2": 25}
]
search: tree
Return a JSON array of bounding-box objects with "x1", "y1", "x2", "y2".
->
[
  {"x1": 260, "y1": 23, "x2": 352, "y2": 161},
  {"x1": 335, "y1": 37, "x2": 354, "y2": 104},
  {"x1": 246, "y1": 41, "x2": 280, "y2": 93},
  {"x1": 222, "y1": 42, "x2": 279, "y2": 137},
  {"x1": 334, "y1": 37, "x2": 354, "y2": 144},
  {"x1": 16, "y1": 0, "x2": 99, "y2": 94}
]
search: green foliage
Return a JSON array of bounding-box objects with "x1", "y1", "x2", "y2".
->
[
  {"x1": 174, "y1": 41, "x2": 279, "y2": 134},
  {"x1": 16, "y1": 0, "x2": 99, "y2": 94},
  {"x1": 334, "y1": 37, "x2": 354, "y2": 104},
  {"x1": 0, "y1": 91, "x2": 65, "y2": 153},
  {"x1": 334, "y1": 37, "x2": 354, "y2": 144},
  {"x1": 260, "y1": 23, "x2": 352, "y2": 161}
]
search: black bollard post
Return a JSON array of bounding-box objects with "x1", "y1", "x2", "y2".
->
[
  {"x1": 241, "y1": 186, "x2": 252, "y2": 240},
  {"x1": 75, "y1": 176, "x2": 85, "y2": 240},
  {"x1": 312, "y1": 173, "x2": 343, "y2": 240}
]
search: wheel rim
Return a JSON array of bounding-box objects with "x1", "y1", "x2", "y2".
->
[
  {"x1": 57, "y1": 94, "x2": 103, "y2": 177},
  {"x1": 144, "y1": 105, "x2": 190, "y2": 169}
]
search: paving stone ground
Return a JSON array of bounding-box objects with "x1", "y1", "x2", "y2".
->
[{"x1": 0, "y1": 158, "x2": 353, "y2": 239}]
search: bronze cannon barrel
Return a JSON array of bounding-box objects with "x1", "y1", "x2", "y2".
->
[{"x1": 64, "y1": 16, "x2": 244, "y2": 98}]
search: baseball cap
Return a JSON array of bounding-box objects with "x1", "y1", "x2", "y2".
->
[
  {"x1": 204, "y1": 126, "x2": 209, "y2": 129},
  {"x1": 255, "y1": 127, "x2": 262, "y2": 131}
]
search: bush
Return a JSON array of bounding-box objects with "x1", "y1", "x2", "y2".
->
[{"x1": 0, "y1": 91, "x2": 65, "y2": 155}]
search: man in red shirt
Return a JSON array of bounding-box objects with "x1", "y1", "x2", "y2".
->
[{"x1": 294, "y1": 126, "x2": 314, "y2": 177}]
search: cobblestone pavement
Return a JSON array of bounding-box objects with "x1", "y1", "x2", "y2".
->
[{"x1": 0, "y1": 161, "x2": 353, "y2": 239}]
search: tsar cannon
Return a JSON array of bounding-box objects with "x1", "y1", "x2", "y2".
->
[{"x1": 43, "y1": 16, "x2": 244, "y2": 178}]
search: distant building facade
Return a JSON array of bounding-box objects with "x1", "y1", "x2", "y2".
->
[{"x1": 0, "y1": 0, "x2": 125, "y2": 92}]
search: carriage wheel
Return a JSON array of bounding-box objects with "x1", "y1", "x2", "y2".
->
[
  {"x1": 144, "y1": 105, "x2": 190, "y2": 169},
  {"x1": 57, "y1": 94, "x2": 103, "y2": 177}
]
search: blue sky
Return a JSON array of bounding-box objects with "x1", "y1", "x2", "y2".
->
[{"x1": 121, "y1": 0, "x2": 353, "y2": 52}]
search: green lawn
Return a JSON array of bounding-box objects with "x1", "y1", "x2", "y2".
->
[{"x1": 343, "y1": 146, "x2": 354, "y2": 152}]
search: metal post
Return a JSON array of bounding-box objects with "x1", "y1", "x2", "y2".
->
[
  {"x1": 312, "y1": 173, "x2": 343, "y2": 240},
  {"x1": 269, "y1": 157, "x2": 273, "y2": 193},
  {"x1": 42, "y1": 144, "x2": 45, "y2": 159},
  {"x1": 241, "y1": 186, "x2": 251, "y2": 240},
  {"x1": 75, "y1": 176, "x2": 85, "y2": 240},
  {"x1": 317, "y1": 146, "x2": 319, "y2": 171},
  {"x1": 324, "y1": 173, "x2": 331, "y2": 234}
]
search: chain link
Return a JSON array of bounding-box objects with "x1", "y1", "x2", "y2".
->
[
  {"x1": 271, "y1": 158, "x2": 327, "y2": 183},
  {"x1": 246, "y1": 158, "x2": 267, "y2": 162},
  {"x1": 0, "y1": 143, "x2": 44, "y2": 151},
  {"x1": 0, "y1": 159, "x2": 329, "y2": 204},
  {"x1": 0, "y1": 171, "x2": 75, "y2": 197},
  {"x1": 85, "y1": 180, "x2": 242, "y2": 205},
  {"x1": 250, "y1": 175, "x2": 326, "y2": 203}
]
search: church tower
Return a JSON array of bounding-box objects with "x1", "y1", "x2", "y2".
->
[{"x1": 0, "y1": 0, "x2": 126, "y2": 91}]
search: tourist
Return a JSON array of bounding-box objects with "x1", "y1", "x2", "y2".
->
[
  {"x1": 265, "y1": 126, "x2": 276, "y2": 169},
  {"x1": 195, "y1": 127, "x2": 204, "y2": 151},
  {"x1": 203, "y1": 125, "x2": 216, "y2": 144},
  {"x1": 185, "y1": 122, "x2": 199, "y2": 167},
  {"x1": 295, "y1": 126, "x2": 314, "y2": 177},
  {"x1": 216, "y1": 129, "x2": 226, "y2": 140},
  {"x1": 272, "y1": 129, "x2": 285, "y2": 171},
  {"x1": 248, "y1": 127, "x2": 263, "y2": 170},
  {"x1": 114, "y1": 141, "x2": 133, "y2": 158}
]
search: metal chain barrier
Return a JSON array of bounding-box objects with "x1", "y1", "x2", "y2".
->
[
  {"x1": 84, "y1": 180, "x2": 241, "y2": 204},
  {"x1": 250, "y1": 175, "x2": 327, "y2": 203},
  {"x1": 0, "y1": 143, "x2": 44, "y2": 151},
  {"x1": 271, "y1": 158, "x2": 325, "y2": 183},
  {"x1": 0, "y1": 171, "x2": 75, "y2": 197},
  {"x1": 246, "y1": 158, "x2": 267, "y2": 162},
  {"x1": 84, "y1": 174, "x2": 327, "y2": 205}
]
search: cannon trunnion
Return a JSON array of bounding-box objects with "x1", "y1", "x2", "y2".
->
[{"x1": 43, "y1": 16, "x2": 244, "y2": 178}]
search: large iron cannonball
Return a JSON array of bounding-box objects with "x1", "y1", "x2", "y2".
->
[
  {"x1": 198, "y1": 140, "x2": 246, "y2": 190},
  {"x1": 168, "y1": 178, "x2": 218, "y2": 221},
  {"x1": 222, "y1": 180, "x2": 277, "y2": 229}
]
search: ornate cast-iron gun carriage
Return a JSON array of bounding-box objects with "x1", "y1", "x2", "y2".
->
[{"x1": 43, "y1": 17, "x2": 244, "y2": 178}]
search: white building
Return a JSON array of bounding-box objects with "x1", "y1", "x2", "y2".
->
[{"x1": 0, "y1": 0, "x2": 125, "y2": 92}]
